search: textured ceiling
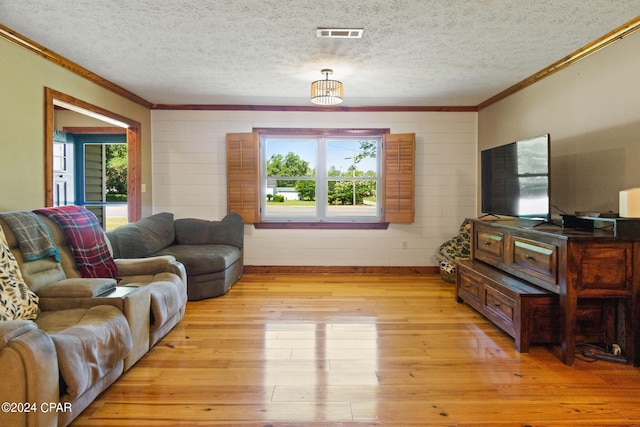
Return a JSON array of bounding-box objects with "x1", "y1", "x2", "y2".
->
[{"x1": 1, "y1": 1, "x2": 639, "y2": 107}]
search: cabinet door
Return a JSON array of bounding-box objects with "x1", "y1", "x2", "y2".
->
[{"x1": 569, "y1": 242, "x2": 633, "y2": 296}]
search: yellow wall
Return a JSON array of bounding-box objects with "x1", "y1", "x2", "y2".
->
[
  {"x1": 0, "y1": 36, "x2": 152, "y2": 214},
  {"x1": 478, "y1": 30, "x2": 640, "y2": 218}
]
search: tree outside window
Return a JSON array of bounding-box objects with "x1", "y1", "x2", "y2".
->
[{"x1": 105, "y1": 144, "x2": 127, "y2": 202}]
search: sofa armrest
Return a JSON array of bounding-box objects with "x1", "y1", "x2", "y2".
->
[
  {"x1": 0, "y1": 320, "x2": 59, "y2": 427},
  {"x1": 0, "y1": 320, "x2": 37, "y2": 349},
  {"x1": 37, "y1": 278, "x2": 117, "y2": 298},
  {"x1": 114, "y1": 255, "x2": 187, "y2": 285},
  {"x1": 174, "y1": 213, "x2": 244, "y2": 248}
]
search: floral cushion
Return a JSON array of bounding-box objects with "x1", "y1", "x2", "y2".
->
[
  {"x1": 0, "y1": 224, "x2": 39, "y2": 321},
  {"x1": 436, "y1": 219, "x2": 471, "y2": 264}
]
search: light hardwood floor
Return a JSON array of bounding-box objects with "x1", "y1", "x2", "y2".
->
[{"x1": 72, "y1": 273, "x2": 640, "y2": 426}]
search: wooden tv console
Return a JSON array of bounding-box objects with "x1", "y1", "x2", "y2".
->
[{"x1": 455, "y1": 218, "x2": 640, "y2": 366}]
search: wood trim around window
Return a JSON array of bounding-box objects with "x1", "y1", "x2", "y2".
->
[
  {"x1": 226, "y1": 128, "x2": 415, "y2": 228},
  {"x1": 254, "y1": 127, "x2": 391, "y2": 136},
  {"x1": 45, "y1": 87, "x2": 143, "y2": 222},
  {"x1": 253, "y1": 222, "x2": 390, "y2": 230}
]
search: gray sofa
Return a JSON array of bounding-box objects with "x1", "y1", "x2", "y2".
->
[{"x1": 106, "y1": 212, "x2": 244, "y2": 300}]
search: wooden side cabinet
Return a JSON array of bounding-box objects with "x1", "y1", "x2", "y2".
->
[
  {"x1": 456, "y1": 218, "x2": 640, "y2": 366},
  {"x1": 456, "y1": 259, "x2": 560, "y2": 352}
]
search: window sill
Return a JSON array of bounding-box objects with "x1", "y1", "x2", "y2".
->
[{"x1": 253, "y1": 222, "x2": 390, "y2": 230}]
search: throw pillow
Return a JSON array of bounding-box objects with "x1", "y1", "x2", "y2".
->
[
  {"x1": 437, "y1": 220, "x2": 471, "y2": 263},
  {"x1": 0, "y1": 224, "x2": 39, "y2": 321}
]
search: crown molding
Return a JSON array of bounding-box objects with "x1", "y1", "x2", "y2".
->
[
  {"x1": 150, "y1": 104, "x2": 478, "y2": 112},
  {"x1": 0, "y1": 23, "x2": 152, "y2": 109},
  {"x1": 476, "y1": 16, "x2": 640, "y2": 111}
]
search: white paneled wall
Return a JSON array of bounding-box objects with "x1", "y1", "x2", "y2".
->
[{"x1": 151, "y1": 110, "x2": 477, "y2": 266}]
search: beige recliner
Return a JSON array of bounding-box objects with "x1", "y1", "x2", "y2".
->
[
  {"x1": 0, "y1": 209, "x2": 188, "y2": 426},
  {"x1": 1, "y1": 306, "x2": 132, "y2": 427}
]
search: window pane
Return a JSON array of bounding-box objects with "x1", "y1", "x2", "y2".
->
[
  {"x1": 327, "y1": 180, "x2": 377, "y2": 218},
  {"x1": 326, "y1": 139, "x2": 378, "y2": 219},
  {"x1": 266, "y1": 139, "x2": 316, "y2": 179},
  {"x1": 264, "y1": 139, "x2": 317, "y2": 218},
  {"x1": 261, "y1": 136, "x2": 380, "y2": 221},
  {"x1": 265, "y1": 180, "x2": 317, "y2": 217},
  {"x1": 326, "y1": 139, "x2": 377, "y2": 178}
]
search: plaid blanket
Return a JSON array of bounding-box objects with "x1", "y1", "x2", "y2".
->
[
  {"x1": 34, "y1": 206, "x2": 117, "y2": 279},
  {"x1": 0, "y1": 211, "x2": 60, "y2": 262}
]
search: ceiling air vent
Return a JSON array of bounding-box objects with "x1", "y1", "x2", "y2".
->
[{"x1": 317, "y1": 28, "x2": 363, "y2": 39}]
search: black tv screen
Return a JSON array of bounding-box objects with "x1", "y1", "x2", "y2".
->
[{"x1": 481, "y1": 134, "x2": 550, "y2": 221}]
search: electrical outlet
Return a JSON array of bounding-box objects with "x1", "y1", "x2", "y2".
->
[{"x1": 402, "y1": 240, "x2": 408, "y2": 249}]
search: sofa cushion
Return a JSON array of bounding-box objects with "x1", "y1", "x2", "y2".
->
[
  {"x1": 0, "y1": 224, "x2": 39, "y2": 321},
  {"x1": 174, "y1": 214, "x2": 244, "y2": 248},
  {"x1": 156, "y1": 244, "x2": 241, "y2": 276},
  {"x1": 36, "y1": 306, "x2": 132, "y2": 400},
  {"x1": 110, "y1": 212, "x2": 175, "y2": 258}
]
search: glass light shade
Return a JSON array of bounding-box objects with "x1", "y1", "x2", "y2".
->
[{"x1": 310, "y1": 78, "x2": 344, "y2": 105}]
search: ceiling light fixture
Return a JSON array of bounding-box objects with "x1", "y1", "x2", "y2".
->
[{"x1": 310, "y1": 69, "x2": 344, "y2": 105}]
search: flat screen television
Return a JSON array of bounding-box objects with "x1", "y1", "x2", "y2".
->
[{"x1": 481, "y1": 134, "x2": 551, "y2": 221}]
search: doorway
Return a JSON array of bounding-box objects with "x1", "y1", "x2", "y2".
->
[
  {"x1": 53, "y1": 129, "x2": 128, "y2": 230},
  {"x1": 45, "y1": 87, "x2": 142, "y2": 225}
]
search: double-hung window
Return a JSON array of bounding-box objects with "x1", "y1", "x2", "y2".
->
[
  {"x1": 226, "y1": 129, "x2": 415, "y2": 228},
  {"x1": 261, "y1": 135, "x2": 381, "y2": 222}
]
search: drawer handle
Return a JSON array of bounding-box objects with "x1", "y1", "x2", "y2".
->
[
  {"x1": 494, "y1": 303, "x2": 501, "y2": 307},
  {"x1": 483, "y1": 241, "x2": 491, "y2": 246},
  {"x1": 525, "y1": 255, "x2": 534, "y2": 260}
]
